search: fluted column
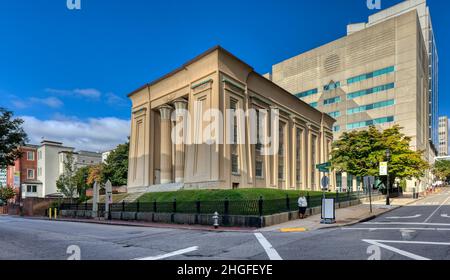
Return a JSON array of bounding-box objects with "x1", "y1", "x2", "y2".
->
[
  {"x1": 173, "y1": 99, "x2": 188, "y2": 183},
  {"x1": 159, "y1": 105, "x2": 173, "y2": 184}
]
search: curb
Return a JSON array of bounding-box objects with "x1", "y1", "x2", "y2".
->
[
  {"x1": 21, "y1": 216, "x2": 257, "y2": 233},
  {"x1": 319, "y1": 194, "x2": 430, "y2": 231}
]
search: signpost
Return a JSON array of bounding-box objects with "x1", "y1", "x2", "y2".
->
[
  {"x1": 316, "y1": 162, "x2": 335, "y2": 224},
  {"x1": 105, "y1": 180, "x2": 113, "y2": 220}
]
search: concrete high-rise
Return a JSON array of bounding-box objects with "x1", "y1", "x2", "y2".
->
[
  {"x1": 266, "y1": 0, "x2": 438, "y2": 192},
  {"x1": 438, "y1": 116, "x2": 448, "y2": 156}
]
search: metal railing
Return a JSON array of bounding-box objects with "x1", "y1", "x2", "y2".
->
[{"x1": 59, "y1": 191, "x2": 378, "y2": 217}]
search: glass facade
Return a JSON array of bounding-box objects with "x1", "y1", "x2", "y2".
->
[
  {"x1": 323, "y1": 96, "x2": 341, "y2": 106},
  {"x1": 309, "y1": 102, "x2": 318, "y2": 108},
  {"x1": 324, "y1": 81, "x2": 341, "y2": 91},
  {"x1": 347, "y1": 66, "x2": 395, "y2": 84},
  {"x1": 295, "y1": 88, "x2": 318, "y2": 98},
  {"x1": 347, "y1": 99, "x2": 395, "y2": 115},
  {"x1": 328, "y1": 111, "x2": 341, "y2": 118},
  {"x1": 333, "y1": 125, "x2": 340, "y2": 132},
  {"x1": 347, "y1": 116, "x2": 394, "y2": 130},
  {"x1": 347, "y1": 83, "x2": 395, "y2": 100}
]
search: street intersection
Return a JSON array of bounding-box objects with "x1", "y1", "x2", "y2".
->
[{"x1": 1, "y1": 189, "x2": 450, "y2": 260}]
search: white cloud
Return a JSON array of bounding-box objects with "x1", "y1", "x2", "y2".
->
[
  {"x1": 29, "y1": 97, "x2": 63, "y2": 108},
  {"x1": 45, "y1": 88, "x2": 102, "y2": 99},
  {"x1": 21, "y1": 116, "x2": 130, "y2": 152},
  {"x1": 11, "y1": 96, "x2": 64, "y2": 109}
]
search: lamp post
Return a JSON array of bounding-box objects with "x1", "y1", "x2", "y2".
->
[{"x1": 385, "y1": 149, "x2": 391, "y2": 206}]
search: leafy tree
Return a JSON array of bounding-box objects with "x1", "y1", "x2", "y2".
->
[
  {"x1": 73, "y1": 166, "x2": 91, "y2": 201},
  {"x1": 331, "y1": 125, "x2": 429, "y2": 189},
  {"x1": 0, "y1": 108, "x2": 28, "y2": 168},
  {"x1": 0, "y1": 186, "x2": 16, "y2": 205},
  {"x1": 432, "y1": 160, "x2": 450, "y2": 181},
  {"x1": 56, "y1": 152, "x2": 77, "y2": 202},
  {"x1": 87, "y1": 164, "x2": 104, "y2": 186},
  {"x1": 102, "y1": 142, "x2": 129, "y2": 186}
]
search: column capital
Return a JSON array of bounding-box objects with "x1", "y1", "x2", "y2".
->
[
  {"x1": 172, "y1": 98, "x2": 189, "y2": 111},
  {"x1": 158, "y1": 105, "x2": 173, "y2": 120}
]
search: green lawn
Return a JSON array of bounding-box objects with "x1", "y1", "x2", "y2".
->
[{"x1": 138, "y1": 188, "x2": 332, "y2": 202}]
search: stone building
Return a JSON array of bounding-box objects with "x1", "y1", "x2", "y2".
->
[{"x1": 127, "y1": 46, "x2": 335, "y2": 193}]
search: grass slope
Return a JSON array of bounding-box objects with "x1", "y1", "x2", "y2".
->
[{"x1": 138, "y1": 188, "x2": 332, "y2": 202}]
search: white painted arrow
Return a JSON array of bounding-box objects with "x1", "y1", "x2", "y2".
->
[{"x1": 386, "y1": 214, "x2": 421, "y2": 220}]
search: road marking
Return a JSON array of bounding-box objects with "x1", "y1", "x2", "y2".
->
[
  {"x1": 344, "y1": 227, "x2": 450, "y2": 231},
  {"x1": 386, "y1": 214, "x2": 421, "y2": 220},
  {"x1": 254, "y1": 233, "x2": 282, "y2": 260},
  {"x1": 441, "y1": 214, "x2": 450, "y2": 218},
  {"x1": 423, "y1": 195, "x2": 450, "y2": 223},
  {"x1": 279, "y1": 228, "x2": 308, "y2": 233},
  {"x1": 364, "y1": 222, "x2": 450, "y2": 227},
  {"x1": 362, "y1": 240, "x2": 430, "y2": 260},
  {"x1": 134, "y1": 246, "x2": 199, "y2": 260}
]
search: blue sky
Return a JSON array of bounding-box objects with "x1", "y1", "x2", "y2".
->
[{"x1": 0, "y1": 0, "x2": 448, "y2": 151}]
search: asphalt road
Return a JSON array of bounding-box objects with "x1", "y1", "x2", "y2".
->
[{"x1": 1, "y1": 189, "x2": 450, "y2": 260}]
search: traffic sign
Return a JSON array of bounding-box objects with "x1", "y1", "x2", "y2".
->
[
  {"x1": 379, "y1": 162, "x2": 388, "y2": 176},
  {"x1": 321, "y1": 176, "x2": 330, "y2": 189}
]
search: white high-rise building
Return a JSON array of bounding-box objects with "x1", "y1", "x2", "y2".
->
[{"x1": 438, "y1": 116, "x2": 448, "y2": 156}]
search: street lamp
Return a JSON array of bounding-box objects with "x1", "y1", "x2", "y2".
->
[{"x1": 385, "y1": 148, "x2": 391, "y2": 206}]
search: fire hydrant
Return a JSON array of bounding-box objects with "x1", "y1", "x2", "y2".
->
[{"x1": 212, "y1": 212, "x2": 220, "y2": 229}]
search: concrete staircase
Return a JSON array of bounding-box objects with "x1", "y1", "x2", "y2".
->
[{"x1": 119, "y1": 192, "x2": 144, "y2": 203}]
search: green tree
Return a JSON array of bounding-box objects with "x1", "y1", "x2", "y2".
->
[
  {"x1": 331, "y1": 125, "x2": 429, "y2": 189},
  {"x1": 102, "y1": 142, "x2": 129, "y2": 186},
  {"x1": 432, "y1": 160, "x2": 450, "y2": 181},
  {"x1": 56, "y1": 152, "x2": 77, "y2": 202},
  {"x1": 0, "y1": 186, "x2": 16, "y2": 206},
  {"x1": 0, "y1": 108, "x2": 28, "y2": 168},
  {"x1": 74, "y1": 166, "x2": 91, "y2": 201}
]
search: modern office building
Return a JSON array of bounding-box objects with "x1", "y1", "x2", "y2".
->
[
  {"x1": 266, "y1": 0, "x2": 437, "y2": 192},
  {"x1": 438, "y1": 116, "x2": 448, "y2": 156},
  {"x1": 127, "y1": 46, "x2": 335, "y2": 193}
]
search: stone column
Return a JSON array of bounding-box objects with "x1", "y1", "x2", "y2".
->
[
  {"x1": 173, "y1": 99, "x2": 188, "y2": 183},
  {"x1": 159, "y1": 105, "x2": 173, "y2": 184}
]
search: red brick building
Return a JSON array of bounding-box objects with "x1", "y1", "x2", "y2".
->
[{"x1": 6, "y1": 145, "x2": 40, "y2": 201}]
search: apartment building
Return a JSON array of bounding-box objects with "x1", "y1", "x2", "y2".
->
[
  {"x1": 37, "y1": 140, "x2": 102, "y2": 198},
  {"x1": 6, "y1": 145, "x2": 40, "y2": 199},
  {"x1": 0, "y1": 168, "x2": 6, "y2": 187},
  {"x1": 266, "y1": 0, "x2": 437, "y2": 192}
]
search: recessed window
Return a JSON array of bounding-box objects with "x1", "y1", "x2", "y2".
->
[
  {"x1": 295, "y1": 88, "x2": 318, "y2": 98},
  {"x1": 27, "y1": 169, "x2": 35, "y2": 179},
  {"x1": 230, "y1": 99, "x2": 239, "y2": 175},
  {"x1": 278, "y1": 122, "x2": 286, "y2": 180},
  {"x1": 27, "y1": 151, "x2": 34, "y2": 161}
]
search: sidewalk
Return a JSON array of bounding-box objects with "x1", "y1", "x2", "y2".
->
[{"x1": 259, "y1": 195, "x2": 423, "y2": 232}]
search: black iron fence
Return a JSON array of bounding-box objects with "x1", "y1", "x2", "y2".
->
[{"x1": 59, "y1": 190, "x2": 379, "y2": 217}]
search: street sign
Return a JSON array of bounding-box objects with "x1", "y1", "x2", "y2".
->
[
  {"x1": 379, "y1": 162, "x2": 388, "y2": 176},
  {"x1": 316, "y1": 162, "x2": 331, "y2": 169},
  {"x1": 321, "y1": 176, "x2": 330, "y2": 189}
]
